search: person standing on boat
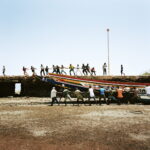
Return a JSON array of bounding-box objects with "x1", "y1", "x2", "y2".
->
[
  {"x1": 60, "y1": 65, "x2": 67, "y2": 75},
  {"x1": 69, "y1": 64, "x2": 75, "y2": 76},
  {"x1": 40, "y1": 64, "x2": 45, "y2": 76},
  {"x1": 50, "y1": 87, "x2": 59, "y2": 106},
  {"x1": 2, "y1": 66, "x2": 6, "y2": 76},
  {"x1": 103, "y1": 63, "x2": 107, "y2": 75},
  {"x1": 88, "y1": 86, "x2": 97, "y2": 105}
]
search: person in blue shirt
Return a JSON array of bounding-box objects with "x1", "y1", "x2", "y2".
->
[{"x1": 99, "y1": 86, "x2": 107, "y2": 105}]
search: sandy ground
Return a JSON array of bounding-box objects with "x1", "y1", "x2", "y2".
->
[{"x1": 0, "y1": 97, "x2": 150, "y2": 150}]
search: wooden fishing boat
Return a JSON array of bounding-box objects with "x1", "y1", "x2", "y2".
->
[{"x1": 43, "y1": 73, "x2": 150, "y2": 90}]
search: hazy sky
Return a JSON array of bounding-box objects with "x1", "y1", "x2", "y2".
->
[{"x1": 0, "y1": 0, "x2": 150, "y2": 76}]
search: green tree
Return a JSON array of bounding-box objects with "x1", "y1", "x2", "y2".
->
[{"x1": 141, "y1": 71, "x2": 150, "y2": 76}]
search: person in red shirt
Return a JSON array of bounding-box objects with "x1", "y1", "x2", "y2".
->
[{"x1": 91, "y1": 67, "x2": 96, "y2": 76}]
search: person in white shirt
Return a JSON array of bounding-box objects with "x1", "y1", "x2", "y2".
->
[
  {"x1": 103, "y1": 63, "x2": 107, "y2": 75},
  {"x1": 145, "y1": 86, "x2": 150, "y2": 96},
  {"x1": 124, "y1": 87, "x2": 130, "y2": 92},
  {"x1": 50, "y1": 87, "x2": 59, "y2": 106},
  {"x1": 88, "y1": 86, "x2": 97, "y2": 105},
  {"x1": 76, "y1": 64, "x2": 82, "y2": 76}
]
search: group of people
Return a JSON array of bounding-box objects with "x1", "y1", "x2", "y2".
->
[
  {"x1": 52, "y1": 64, "x2": 96, "y2": 76},
  {"x1": 22, "y1": 63, "x2": 124, "y2": 76},
  {"x1": 50, "y1": 85, "x2": 145, "y2": 106},
  {"x1": 23, "y1": 65, "x2": 49, "y2": 76},
  {"x1": 22, "y1": 64, "x2": 96, "y2": 76},
  {"x1": 2, "y1": 63, "x2": 124, "y2": 76},
  {"x1": 102, "y1": 63, "x2": 125, "y2": 76}
]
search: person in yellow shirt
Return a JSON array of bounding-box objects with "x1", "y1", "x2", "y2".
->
[{"x1": 69, "y1": 64, "x2": 75, "y2": 76}]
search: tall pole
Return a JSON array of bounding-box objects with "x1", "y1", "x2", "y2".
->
[{"x1": 107, "y1": 28, "x2": 110, "y2": 75}]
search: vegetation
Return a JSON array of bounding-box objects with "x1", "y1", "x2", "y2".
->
[{"x1": 141, "y1": 71, "x2": 150, "y2": 76}]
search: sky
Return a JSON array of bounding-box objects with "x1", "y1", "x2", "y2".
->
[{"x1": 0, "y1": 0, "x2": 150, "y2": 76}]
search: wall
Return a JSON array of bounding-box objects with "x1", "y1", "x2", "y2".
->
[
  {"x1": 0, "y1": 76, "x2": 149, "y2": 97},
  {"x1": 0, "y1": 82, "x2": 15, "y2": 97}
]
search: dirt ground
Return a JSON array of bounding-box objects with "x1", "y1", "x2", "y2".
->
[{"x1": 0, "y1": 97, "x2": 150, "y2": 150}]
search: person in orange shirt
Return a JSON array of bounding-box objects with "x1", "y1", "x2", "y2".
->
[{"x1": 116, "y1": 86, "x2": 124, "y2": 105}]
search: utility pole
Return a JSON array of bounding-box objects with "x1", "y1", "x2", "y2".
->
[{"x1": 107, "y1": 28, "x2": 110, "y2": 75}]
